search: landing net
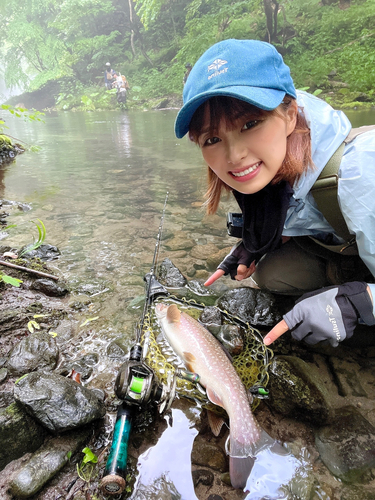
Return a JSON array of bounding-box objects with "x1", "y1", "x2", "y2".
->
[{"x1": 140, "y1": 297, "x2": 273, "y2": 411}]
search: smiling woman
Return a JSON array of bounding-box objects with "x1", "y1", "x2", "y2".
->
[
  {"x1": 192, "y1": 97, "x2": 297, "y2": 196},
  {"x1": 174, "y1": 38, "x2": 375, "y2": 350}
]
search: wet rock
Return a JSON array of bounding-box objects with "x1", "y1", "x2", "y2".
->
[
  {"x1": 340, "y1": 484, "x2": 375, "y2": 500},
  {"x1": 0, "y1": 379, "x2": 14, "y2": 409},
  {"x1": 159, "y1": 258, "x2": 187, "y2": 287},
  {"x1": 191, "y1": 436, "x2": 227, "y2": 472},
  {"x1": 20, "y1": 244, "x2": 61, "y2": 261},
  {"x1": 52, "y1": 319, "x2": 78, "y2": 344},
  {"x1": 80, "y1": 353, "x2": 99, "y2": 366},
  {"x1": 190, "y1": 243, "x2": 221, "y2": 261},
  {"x1": 186, "y1": 264, "x2": 197, "y2": 277},
  {"x1": 192, "y1": 469, "x2": 214, "y2": 487},
  {"x1": 217, "y1": 287, "x2": 281, "y2": 326},
  {"x1": 31, "y1": 278, "x2": 69, "y2": 297},
  {"x1": 216, "y1": 324, "x2": 243, "y2": 356},
  {"x1": 0, "y1": 402, "x2": 47, "y2": 470},
  {"x1": 315, "y1": 407, "x2": 375, "y2": 483},
  {"x1": 68, "y1": 294, "x2": 91, "y2": 310},
  {"x1": 206, "y1": 246, "x2": 232, "y2": 271},
  {"x1": 328, "y1": 357, "x2": 368, "y2": 398},
  {"x1": 106, "y1": 339, "x2": 128, "y2": 359},
  {"x1": 6, "y1": 331, "x2": 59, "y2": 376},
  {"x1": 188, "y1": 279, "x2": 215, "y2": 297},
  {"x1": 193, "y1": 259, "x2": 207, "y2": 270},
  {"x1": 354, "y1": 93, "x2": 372, "y2": 102},
  {"x1": 57, "y1": 361, "x2": 94, "y2": 382},
  {"x1": 0, "y1": 309, "x2": 29, "y2": 336},
  {"x1": 268, "y1": 355, "x2": 333, "y2": 425},
  {"x1": 199, "y1": 306, "x2": 222, "y2": 335},
  {"x1": 164, "y1": 233, "x2": 195, "y2": 252},
  {"x1": 195, "y1": 269, "x2": 210, "y2": 280},
  {"x1": 0, "y1": 368, "x2": 7, "y2": 383},
  {"x1": 58, "y1": 354, "x2": 98, "y2": 380},
  {"x1": 14, "y1": 371, "x2": 106, "y2": 433},
  {"x1": 154, "y1": 98, "x2": 170, "y2": 109},
  {"x1": 9, "y1": 426, "x2": 92, "y2": 498}
]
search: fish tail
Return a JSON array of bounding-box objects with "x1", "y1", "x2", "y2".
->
[
  {"x1": 228, "y1": 428, "x2": 275, "y2": 488},
  {"x1": 229, "y1": 455, "x2": 255, "y2": 489}
]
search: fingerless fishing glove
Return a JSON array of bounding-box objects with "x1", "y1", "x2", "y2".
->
[
  {"x1": 283, "y1": 281, "x2": 375, "y2": 347},
  {"x1": 217, "y1": 241, "x2": 254, "y2": 280}
]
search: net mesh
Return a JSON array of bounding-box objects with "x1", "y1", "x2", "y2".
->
[{"x1": 141, "y1": 298, "x2": 273, "y2": 411}]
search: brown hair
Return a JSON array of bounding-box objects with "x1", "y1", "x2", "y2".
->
[{"x1": 189, "y1": 96, "x2": 312, "y2": 214}]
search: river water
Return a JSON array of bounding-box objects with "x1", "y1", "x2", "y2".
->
[{"x1": 2, "y1": 107, "x2": 375, "y2": 499}]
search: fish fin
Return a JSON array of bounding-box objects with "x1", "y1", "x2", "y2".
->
[
  {"x1": 247, "y1": 390, "x2": 254, "y2": 406},
  {"x1": 182, "y1": 351, "x2": 196, "y2": 373},
  {"x1": 207, "y1": 410, "x2": 226, "y2": 437},
  {"x1": 206, "y1": 388, "x2": 225, "y2": 408},
  {"x1": 166, "y1": 304, "x2": 181, "y2": 323},
  {"x1": 229, "y1": 456, "x2": 255, "y2": 489}
]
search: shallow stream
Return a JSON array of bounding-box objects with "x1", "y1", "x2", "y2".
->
[{"x1": 2, "y1": 106, "x2": 375, "y2": 500}]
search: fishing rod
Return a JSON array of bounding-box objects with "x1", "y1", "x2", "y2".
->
[{"x1": 100, "y1": 193, "x2": 176, "y2": 496}]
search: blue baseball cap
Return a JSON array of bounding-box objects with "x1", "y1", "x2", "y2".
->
[{"x1": 174, "y1": 39, "x2": 296, "y2": 138}]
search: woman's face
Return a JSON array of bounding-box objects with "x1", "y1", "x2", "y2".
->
[{"x1": 197, "y1": 101, "x2": 297, "y2": 194}]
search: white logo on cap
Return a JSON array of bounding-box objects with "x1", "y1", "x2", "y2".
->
[
  {"x1": 207, "y1": 59, "x2": 228, "y2": 80},
  {"x1": 208, "y1": 59, "x2": 227, "y2": 72}
]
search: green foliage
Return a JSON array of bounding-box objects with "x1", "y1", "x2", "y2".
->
[
  {"x1": 1, "y1": 0, "x2": 375, "y2": 107},
  {"x1": 19, "y1": 219, "x2": 47, "y2": 257},
  {"x1": 0, "y1": 105, "x2": 44, "y2": 134},
  {"x1": 77, "y1": 447, "x2": 98, "y2": 483},
  {"x1": 0, "y1": 274, "x2": 23, "y2": 287}
]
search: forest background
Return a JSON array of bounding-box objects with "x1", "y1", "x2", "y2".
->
[{"x1": 1, "y1": 0, "x2": 375, "y2": 111}]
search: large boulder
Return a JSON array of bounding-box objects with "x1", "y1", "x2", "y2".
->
[
  {"x1": 6, "y1": 332, "x2": 59, "y2": 376},
  {"x1": 217, "y1": 287, "x2": 281, "y2": 326},
  {"x1": 14, "y1": 371, "x2": 106, "y2": 433},
  {"x1": 0, "y1": 403, "x2": 46, "y2": 471}
]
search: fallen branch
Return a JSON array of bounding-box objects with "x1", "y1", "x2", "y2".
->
[{"x1": 0, "y1": 260, "x2": 59, "y2": 281}]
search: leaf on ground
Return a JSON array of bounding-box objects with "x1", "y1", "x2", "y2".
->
[
  {"x1": 80, "y1": 316, "x2": 99, "y2": 327},
  {"x1": 27, "y1": 320, "x2": 40, "y2": 333}
]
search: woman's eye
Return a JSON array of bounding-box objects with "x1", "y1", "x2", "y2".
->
[
  {"x1": 242, "y1": 120, "x2": 258, "y2": 131},
  {"x1": 203, "y1": 136, "x2": 221, "y2": 146}
]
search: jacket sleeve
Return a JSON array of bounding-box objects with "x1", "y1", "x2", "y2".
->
[{"x1": 338, "y1": 130, "x2": 375, "y2": 279}]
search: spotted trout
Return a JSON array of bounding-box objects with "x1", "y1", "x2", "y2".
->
[{"x1": 155, "y1": 303, "x2": 265, "y2": 489}]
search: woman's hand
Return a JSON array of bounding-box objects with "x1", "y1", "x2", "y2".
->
[
  {"x1": 264, "y1": 282, "x2": 375, "y2": 347},
  {"x1": 204, "y1": 241, "x2": 256, "y2": 286}
]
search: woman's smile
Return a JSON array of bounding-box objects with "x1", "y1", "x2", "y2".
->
[
  {"x1": 198, "y1": 103, "x2": 297, "y2": 195},
  {"x1": 229, "y1": 161, "x2": 262, "y2": 180}
]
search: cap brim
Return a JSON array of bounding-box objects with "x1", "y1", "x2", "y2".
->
[{"x1": 174, "y1": 86, "x2": 286, "y2": 139}]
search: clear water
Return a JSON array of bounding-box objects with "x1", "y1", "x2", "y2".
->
[{"x1": 2, "y1": 107, "x2": 375, "y2": 499}]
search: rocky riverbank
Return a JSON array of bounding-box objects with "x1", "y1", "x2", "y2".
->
[
  {"x1": 1, "y1": 217, "x2": 375, "y2": 499},
  {"x1": 0, "y1": 136, "x2": 24, "y2": 166}
]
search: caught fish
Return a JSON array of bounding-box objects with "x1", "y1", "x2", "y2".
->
[{"x1": 155, "y1": 302, "x2": 269, "y2": 489}]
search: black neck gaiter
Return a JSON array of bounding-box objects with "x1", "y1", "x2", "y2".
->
[{"x1": 233, "y1": 180, "x2": 294, "y2": 263}]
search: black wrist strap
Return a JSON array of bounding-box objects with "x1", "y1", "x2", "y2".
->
[{"x1": 340, "y1": 282, "x2": 375, "y2": 326}]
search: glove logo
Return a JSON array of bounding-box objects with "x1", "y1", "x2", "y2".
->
[{"x1": 326, "y1": 304, "x2": 341, "y2": 342}]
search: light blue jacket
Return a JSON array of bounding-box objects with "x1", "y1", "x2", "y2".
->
[{"x1": 283, "y1": 91, "x2": 375, "y2": 288}]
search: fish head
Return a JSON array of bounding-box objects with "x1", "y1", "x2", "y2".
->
[
  {"x1": 155, "y1": 303, "x2": 181, "y2": 323},
  {"x1": 154, "y1": 302, "x2": 169, "y2": 319}
]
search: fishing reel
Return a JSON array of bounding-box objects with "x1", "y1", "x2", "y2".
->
[{"x1": 114, "y1": 344, "x2": 176, "y2": 414}]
